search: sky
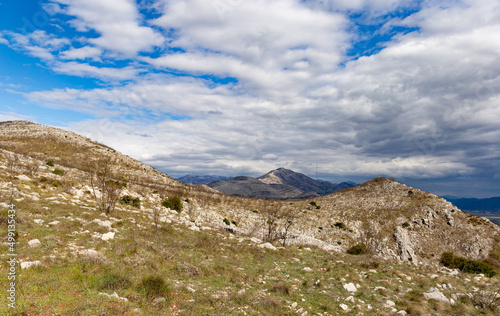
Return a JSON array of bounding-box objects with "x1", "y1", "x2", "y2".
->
[{"x1": 0, "y1": 0, "x2": 499, "y2": 198}]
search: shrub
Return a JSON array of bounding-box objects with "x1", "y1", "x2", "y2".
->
[
  {"x1": 402, "y1": 222, "x2": 410, "y2": 228},
  {"x1": 334, "y1": 222, "x2": 346, "y2": 229},
  {"x1": 120, "y1": 195, "x2": 140, "y2": 208},
  {"x1": 98, "y1": 272, "x2": 132, "y2": 291},
  {"x1": 52, "y1": 169, "x2": 64, "y2": 176},
  {"x1": 309, "y1": 201, "x2": 320, "y2": 209},
  {"x1": 440, "y1": 252, "x2": 497, "y2": 277},
  {"x1": 347, "y1": 243, "x2": 369, "y2": 255},
  {"x1": 162, "y1": 196, "x2": 183, "y2": 212},
  {"x1": 223, "y1": 218, "x2": 230, "y2": 226},
  {"x1": 138, "y1": 275, "x2": 170, "y2": 299},
  {"x1": 46, "y1": 161, "x2": 54, "y2": 166}
]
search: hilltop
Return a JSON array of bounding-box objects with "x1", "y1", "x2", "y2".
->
[
  {"x1": 207, "y1": 168, "x2": 356, "y2": 199},
  {"x1": 0, "y1": 121, "x2": 499, "y2": 315}
]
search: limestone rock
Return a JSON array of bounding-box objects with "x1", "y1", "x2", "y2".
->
[
  {"x1": 394, "y1": 227, "x2": 417, "y2": 264},
  {"x1": 423, "y1": 288, "x2": 450, "y2": 304},
  {"x1": 21, "y1": 261, "x2": 42, "y2": 269},
  {"x1": 339, "y1": 303, "x2": 348, "y2": 311},
  {"x1": 99, "y1": 291, "x2": 128, "y2": 302},
  {"x1": 28, "y1": 239, "x2": 41, "y2": 248},
  {"x1": 343, "y1": 283, "x2": 357, "y2": 292},
  {"x1": 258, "y1": 242, "x2": 277, "y2": 251},
  {"x1": 101, "y1": 232, "x2": 115, "y2": 241}
]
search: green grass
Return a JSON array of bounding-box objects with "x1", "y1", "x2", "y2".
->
[{"x1": 0, "y1": 169, "x2": 499, "y2": 315}]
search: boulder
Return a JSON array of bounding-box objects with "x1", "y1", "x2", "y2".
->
[
  {"x1": 28, "y1": 239, "x2": 41, "y2": 248},
  {"x1": 394, "y1": 227, "x2": 417, "y2": 264},
  {"x1": 343, "y1": 283, "x2": 357, "y2": 292},
  {"x1": 21, "y1": 261, "x2": 42, "y2": 269},
  {"x1": 101, "y1": 232, "x2": 115, "y2": 241},
  {"x1": 423, "y1": 288, "x2": 450, "y2": 304}
]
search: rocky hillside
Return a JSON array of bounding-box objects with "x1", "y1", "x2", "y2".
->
[
  {"x1": 1, "y1": 120, "x2": 499, "y2": 315},
  {"x1": 208, "y1": 168, "x2": 356, "y2": 199}
]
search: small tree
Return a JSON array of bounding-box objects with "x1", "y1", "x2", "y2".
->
[{"x1": 87, "y1": 158, "x2": 125, "y2": 214}]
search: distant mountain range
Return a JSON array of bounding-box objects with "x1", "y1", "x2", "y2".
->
[
  {"x1": 444, "y1": 196, "x2": 500, "y2": 214},
  {"x1": 203, "y1": 168, "x2": 357, "y2": 199},
  {"x1": 176, "y1": 174, "x2": 232, "y2": 185}
]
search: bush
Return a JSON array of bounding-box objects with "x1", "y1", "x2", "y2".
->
[
  {"x1": 162, "y1": 196, "x2": 183, "y2": 212},
  {"x1": 52, "y1": 169, "x2": 64, "y2": 176},
  {"x1": 120, "y1": 195, "x2": 140, "y2": 208},
  {"x1": 309, "y1": 201, "x2": 320, "y2": 209},
  {"x1": 223, "y1": 218, "x2": 230, "y2": 226},
  {"x1": 138, "y1": 275, "x2": 170, "y2": 299},
  {"x1": 347, "y1": 243, "x2": 369, "y2": 255},
  {"x1": 402, "y1": 222, "x2": 410, "y2": 228},
  {"x1": 334, "y1": 222, "x2": 346, "y2": 229},
  {"x1": 98, "y1": 272, "x2": 132, "y2": 291},
  {"x1": 441, "y1": 252, "x2": 497, "y2": 277},
  {"x1": 46, "y1": 161, "x2": 54, "y2": 166}
]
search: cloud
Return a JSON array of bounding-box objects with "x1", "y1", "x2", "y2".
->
[
  {"x1": 52, "y1": 0, "x2": 164, "y2": 57},
  {"x1": 59, "y1": 46, "x2": 102, "y2": 61},
  {"x1": 1, "y1": 30, "x2": 70, "y2": 61},
  {"x1": 4, "y1": 0, "x2": 500, "y2": 196}
]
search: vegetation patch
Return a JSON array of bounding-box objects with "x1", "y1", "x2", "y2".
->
[
  {"x1": 347, "y1": 243, "x2": 369, "y2": 255},
  {"x1": 441, "y1": 252, "x2": 497, "y2": 277},
  {"x1": 162, "y1": 196, "x2": 183, "y2": 213}
]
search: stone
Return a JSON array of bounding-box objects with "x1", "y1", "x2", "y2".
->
[
  {"x1": 153, "y1": 297, "x2": 166, "y2": 305},
  {"x1": 101, "y1": 232, "x2": 115, "y2": 241},
  {"x1": 99, "y1": 291, "x2": 128, "y2": 302},
  {"x1": 345, "y1": 296, "x2": 355, "y2": 302},
  {"x1": 394, "y1": 227, "x2": 417, "y2": 263},
  {"x1": 339, "y1": 303, "x2": 348, "y2": 311},
  {"x1": 397, "y1": 311, "x2": 408, "y2": 316},
  {"x1": 34, "y1": 219, "x2": 44, "y2": 225},
  {"x1": 17, "y1": 175, "x2": 31, "y2": 182},
  {"x1": 48, "y1": 221, "x2": 60, "y2": 225},
  {"x1": 258, "y1": 242, "x2": 277, "y2": 251},
  {"x1": 384, "y1": 300, "x2": 396, "y2": 308},
  {"x1": 28, "y1": 239, "x2": 41, "y2": 248},
  {"x1": 291, "y1": 302, "x2": 298, "y2": 309},
  {"x1": 21, "y1": 261, "x2": 42, "y2": 269},
  {"x1": 423, "y1": 288, "x2": 450, "y2": 304},
  {"x1": 343, "y1": 283, "x2": 357, "y2": 292},
  {"x1": 303, "y1": 267, "x2": 313, "y2": 272},
  {"x1": 250, "y1": 237, "x2": 262, "y2": 244},
  {"x1": 93, "y1": 219, "x2": 113, "y2": 228}
]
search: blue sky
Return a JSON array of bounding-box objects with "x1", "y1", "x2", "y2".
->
[{"x1": 1, "y1": 0, "x2": 499, "y2": 198}]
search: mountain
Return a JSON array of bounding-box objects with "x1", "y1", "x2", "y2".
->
[
  {"x1": 1, "y1": 121, "x2": 500, "y2": 314},
  {"x1": 176, "y1": 174, "x2": 232, "y2": 185},
  {"x1": 444, "y1": 196, "x2": 500, "y2": 214},
  {"x1": 208, "y1": 167, "x2": 357, "y2": 199}
]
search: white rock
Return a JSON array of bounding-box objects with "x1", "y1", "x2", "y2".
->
[
  {"x1": 258, "y1": 242, "x2": 277, "y2": 251},
  {"x1": 34, "y1": 219, "x2": 45, "y2": 225},
  {"x1": 345, "y1": 296, "x2": 355, "y2": 302},
  {"x1": 93, "y1": 219, "x2": 113, "y2": 228},
  {"x1": 17, "y1": 175, "x2": 31, "y2": 182},
  {"x1": 343, "y1": 283, "x2": 357, "y2": 292},
  {"x1": 291, "y1": 302, "x2": 298, "y2": 309},
  {"x1": 78, "y1": 249, "x2": 100, "y2": 258},
  {"x1": 48, "y1": 221, "x2": 60, "y2": 225},
  {"x1": 339, "y1": 303, "x2": 349, "y2": 311},
  {"x1": 188, "y1": 287, "x2": 197, "y2": 293},
  {"x1": 250, "y1": 237, "x2": 262, "y2": 244},
  {"x1": 99, "y1": 291, "x2": 128, "y2": 302},
  {"x1": 303, "y1": 267, "x2": 313, "y2": 272},
  {"x1": 189, "y1": 225, "x2": 200, "y2": 232},
  {"x1": 384, "y1": 300, "x2": 396, "y2": 308},
  {"x1": 424, "y1": 288, "x2": 450, "y2": 304},
  {"x1": 21, "y1": 261, "x2": 42, "y2": 269},
  {"x1": 397, "y1": 311, "x2": 408, "y2": 315},
  {"x1": 28, "y1": 239, "x2": 41, "y2": 248},
  {"x1": 153, "y1": 297, "x2": 166, "y2": 305},
  {"x1": 101, "y1": 232, "x2": 115, "y2": 241}
]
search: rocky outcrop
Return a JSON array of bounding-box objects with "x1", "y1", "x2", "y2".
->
[{"x1": 394, "y1": 227, "x2": 417, "y2": 264}]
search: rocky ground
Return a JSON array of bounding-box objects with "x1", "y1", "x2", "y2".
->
[{"x1": 0, "y1": 121, "x2": 499, "y2": 315}]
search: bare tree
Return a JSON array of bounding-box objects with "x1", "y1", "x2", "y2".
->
[
  {"x1": 260, "y1": 202, "x2": 281, "y2": 242},
  {"x1": 87, "y1": 158, "x2": 124, "y2": 214},
  {"x1": 278, "y1": 206, "x2": 300, "y2": 247}
]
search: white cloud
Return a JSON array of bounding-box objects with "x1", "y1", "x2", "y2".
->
[
  {"x1": 8, "y1": 0, "x2": 500, "y2": 191},
  {"x1": 53, "y1": 0, "x2": 164, "y2": 57},
  {"x1": 59, "y1": 46, "x2": 102, "y2": 60}
]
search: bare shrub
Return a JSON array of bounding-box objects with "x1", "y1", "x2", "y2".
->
[{"x1": 86, "y1": 157, "x2": 125, "y2": 214}]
